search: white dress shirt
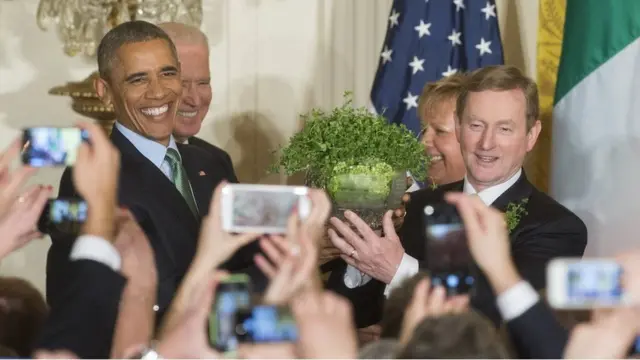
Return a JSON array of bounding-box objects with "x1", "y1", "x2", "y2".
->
[
  {"x1": 70, "y1": 234, "x2": 122, "y2": 271},
  {"x1": 343, "y1": 169, "x2": 523, "y2": 298}
]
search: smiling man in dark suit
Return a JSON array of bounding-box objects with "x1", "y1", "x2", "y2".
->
[
  {"x1": 46, "y1": 20, "x2": 259, "y2": 357},
  {"x1": 326, "y1": 65, "x2": 587, "y2": 328}
]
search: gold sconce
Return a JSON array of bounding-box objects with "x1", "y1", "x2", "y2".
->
[{"x1": 37, "y1": 0, "x2": 202, "y2": 133}]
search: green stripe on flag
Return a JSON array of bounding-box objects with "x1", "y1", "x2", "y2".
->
[{"x1": 554, "y1": 0, "x2": 640, "y2": 103}]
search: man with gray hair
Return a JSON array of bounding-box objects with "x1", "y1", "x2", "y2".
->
[{"x1": 158, "y1": 22, "x2": 237, "y2": 183}]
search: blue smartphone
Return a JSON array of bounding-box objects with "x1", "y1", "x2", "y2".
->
[
  {"x1": 37, "y1": 198, "x2": 88, "y2": 235},
  {"x1": 234, "y1": 305, "x2": 298, "y2": 343},
  {"x1": 22, "y1": 127, "x2": 89, "y2": 167}
]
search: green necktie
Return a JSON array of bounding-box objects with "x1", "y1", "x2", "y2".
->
[{"x1": 165, "y1": 148, "x2": 199, "y2": 216}]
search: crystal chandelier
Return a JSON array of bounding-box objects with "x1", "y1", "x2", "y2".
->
[
  {"x1": 36, "y1": 0, "x2": 202, "y2": 132},
  {"x1": 37, "y1": 0, "x2": 203, "y2": 57}
]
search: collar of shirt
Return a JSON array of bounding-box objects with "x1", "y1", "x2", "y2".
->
[
  {"x1": 114, "y1": 122, "x2": 179, "y2": 169},
  {"x1": 463, "y1": 168, "x2": 522, "y2": 206}
]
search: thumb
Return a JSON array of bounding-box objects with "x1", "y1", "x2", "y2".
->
[{"x1": 408, "y1": 277, "x2": 430, "y2": 315}]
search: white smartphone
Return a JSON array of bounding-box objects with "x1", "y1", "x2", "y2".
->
[
  {"x1": 220, "y1": 184, "x2": 311, "y2": 234},
  {"x1": 547, "y1": 258, "x2": 626, "y2": 309}
]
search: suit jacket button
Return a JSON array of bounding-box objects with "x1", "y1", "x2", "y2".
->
[{"x1": 153, "y1": 304, "x2": 159, "y2": 312}]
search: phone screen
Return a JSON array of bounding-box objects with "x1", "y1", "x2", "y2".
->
[
  {"x1": 209, "y1": 278, "x2": 251, "y2": 352},
  {"x1": 223, "y1": 185, "x2": 308, "y2": 233},
  {"x1": 423, "y1": 203, "x2": 475, "y2": 295},
  {"x1": 566, "y1": 261, "x2": 623, "y2": 304},
  {"x1": 234, "y1": 305, "x2": 298, "y2": 343},
  {"x1": 22, "y1": 127, "x2": 89, "y2": 167},
  {"x1": 37, "y1": 198, "x2": 88, "y2": 235}
]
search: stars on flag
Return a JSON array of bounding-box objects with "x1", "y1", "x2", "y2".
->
[
  {"x1": 481, "y1": 2, "x2": 497, "y2": 20},
  {"x1": 403, "y1": 92, "x2": 419, "y2": 110},
  {"x1": 370, "y1": 0, "x2": 504, "y2": 135},
  {"x1": 476, "y1": 38, "x2": 492, "y2": 55},
  {"x1": 409, "y1": 56, "x2": 425, "y2": 74},
  {"x1": 414, "y1": 20, "x2": 431, "y2": 38},
  {"x1": 442, "y1": 66, "x2": 458, "y2": 77},
  {"x1": 381, "y1": 46, "x2": 393, "y2": 64},
  {"x1": 448, "y1": 29, "x2": 462, "y2": 46},
  {"x1": 389, "y1": 9, "x2": 400, "y2": 28}
]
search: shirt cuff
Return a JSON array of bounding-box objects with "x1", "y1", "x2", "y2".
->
[
  {"x1": 343, "y1": 264, "x2": 372, "y2": 288},
  {"x1": 70, "y1": 234, "x2": 122, "y2": 272},
  {"x1": 496, "y1": 280, "x2": 540, "y2": 321},
  {"x1": 384, "y1": 253, "x2": 419, "y2": 297}
]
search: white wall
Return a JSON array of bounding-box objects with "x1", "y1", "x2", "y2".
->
[{"x1": 0, "y1": 0, "x2": 539, "y2": 295}]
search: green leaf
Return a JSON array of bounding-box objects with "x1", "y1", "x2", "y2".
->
[{"x1": 269, "y1": 93, "x2": 430, "y2": 186}]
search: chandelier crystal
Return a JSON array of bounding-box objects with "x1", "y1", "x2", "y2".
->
[{"x1": 36, "y1": 0, "x2": 203, "y2": 57}]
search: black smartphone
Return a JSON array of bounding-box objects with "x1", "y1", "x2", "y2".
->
[
  {"x1": 423, "y1": 202, "x2": 475, "y2": 295},
  {"x1": 22, "y1": 127, "x2": 89, "y2": 167},
  {"x1": 208, "y1": 274, "x2": 251, "y2": 352},
  {"x1": 234, "y1": 305, "x2": 298, "y2": 343},
  {"x1": 37, "y1": 198, "x2": 88, "y2": 235}
]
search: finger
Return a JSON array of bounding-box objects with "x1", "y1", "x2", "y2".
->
[
  {"x1": 209, "y1": 180, "x2": 229, "y2": 225},
  {"x1": 14, "y1": 230, "x2": 44, "y2": 251},
  {"x1": 381, "y1": 210, "x2": 398, "y2": 240},
  {"x1": 254, "y1": 254, "x2": 278, "y2": 278},
  {"x1": 3, "y1": 167, "x2": 37, "y2": 199},
  {"x1": 0, "y1": 138, "x2": 22, "y2": 171},
  {"x1": 327, "y1": 228, "x2": 355, "y2": 255},
  {"x1": 344, "y1": 210, "x2": 377, "y2": 240},
  {"x1": 426, "y1": 286, "x2": 446, "y2": 316},
  {"x1": 340, "y1": 254, "x2": 358, "y2": 268},
  {"x1": 329, "y1": 217, "x2": 365, "y2": 251},
  {"x1": 401, "y1": 193, "x2": 410, "y2": 205},
  {"x1": 285, "y1": 209, "x2": 300, "y2": 245},
  {"x1": 450, "y1": 295, "x2": 470, "y2": 313},
  {"x1": 446, "y1": 193, "x2": 483, "y2": 238},
  {"x1": 75, "y1": 121, "x2": 107, "y2": 148},
  {"x1": 393, "y1": 207, "x2": 405, "y2": 218},
  {"x1": 235, "y1": 232, "x2": 259, "y2": 249},
  {"x1": 260, "y1": 237, "x2": 287, "y2": 264},
  {"x1": 307, "y1": 189, "x2": 331, "y2": 223},
  {"x1": 411, "y1": 277, "x2": 430, "y2": 307},
  {"x1": 26, "y1": 186, "x2": 52, "y2": 220},
  {"x1": 267, "y1": 235, "x2": 292, "y2": 255}
]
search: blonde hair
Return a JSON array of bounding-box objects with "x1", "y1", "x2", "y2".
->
[
  {"x1": 456, "y1": 65, "x2": 539, "y2": 130},
  {"x1": 418, "y1": 74, "x2": 467, "y2": 128},
  {"x1": 157, "y1": 22, "x2": 208, "y2": 49}
]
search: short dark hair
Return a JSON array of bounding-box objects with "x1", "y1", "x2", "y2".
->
[
  {"x1": 398, "y1": 312, "x2": 509, "y2": 359},
  {"x1": 380, "y1": 272, "x2": 429, "y2": 339},
  {"x1": 97, "y1": 20, "x2": 178, "y2": 80}
]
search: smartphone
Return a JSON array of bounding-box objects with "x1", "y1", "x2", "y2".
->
[
  {"x1": 423, "y1": 203, "x2": 475, "y2": 295},
  {"x1": 547, "y1": 258, "x2": 626, "y2": 309},
  {"x1": 208, "y1": 274, "x2": 251, "y2": 352},
  {"x1": 234, "y1": 305, "x2": 298, "y2": 343},
  {"x1": 220, "y1": 184, "x2": 311, "y2": 234},
  {"x1": 37, "y1": 198, "x2": 88, "y2": 235},
  {"x1": 22, "y1": 127, "x2": 89, "y2": 167}
]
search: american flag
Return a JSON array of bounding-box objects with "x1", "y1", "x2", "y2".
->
[{"x1": 370, "y1": 0, "x2": 504, "y2": 136}]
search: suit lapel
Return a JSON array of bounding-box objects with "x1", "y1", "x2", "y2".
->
[
  {"x1": 111, "y1": 128, "x2": 201, "y2": 234},
  {"x1": 178, "y1": 144, "x2": 213, "y2": 216},
  {"x1": 490, "y1": 171, "x2": 534, "y2": 213}
]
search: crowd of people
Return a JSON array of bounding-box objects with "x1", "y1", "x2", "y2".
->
[{"x1": 0, "y1": 19, "x2": 639, "y2": 359}]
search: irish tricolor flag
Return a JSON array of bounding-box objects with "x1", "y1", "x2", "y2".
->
[{"x1": 552, "y1": 0, "x2": 640, "y2": 256}]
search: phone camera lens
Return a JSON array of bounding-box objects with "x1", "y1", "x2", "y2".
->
[
  {"x1": 235, "y1": 324, "x2": 246, "y2": 335},
  {"x1": 424, "y1": 205, "x2": 434, "y2": 215}
]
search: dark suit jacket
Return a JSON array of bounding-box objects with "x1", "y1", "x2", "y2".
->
[
  {"x1": 505, "y1": 301, "x2": 568, "y2": 359},
  {"x1": 326, "y1": 171, "x2": 588, "y2": 328},
  {"x1": 188, "y1": 136, "x2": 238, "y2": 183},
  {"x1": 35, "y1": 260, "x2": 126, "y2": 358},
  {"x1": 45, "y1": 127, "x2": 262, "y2": 358}
]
